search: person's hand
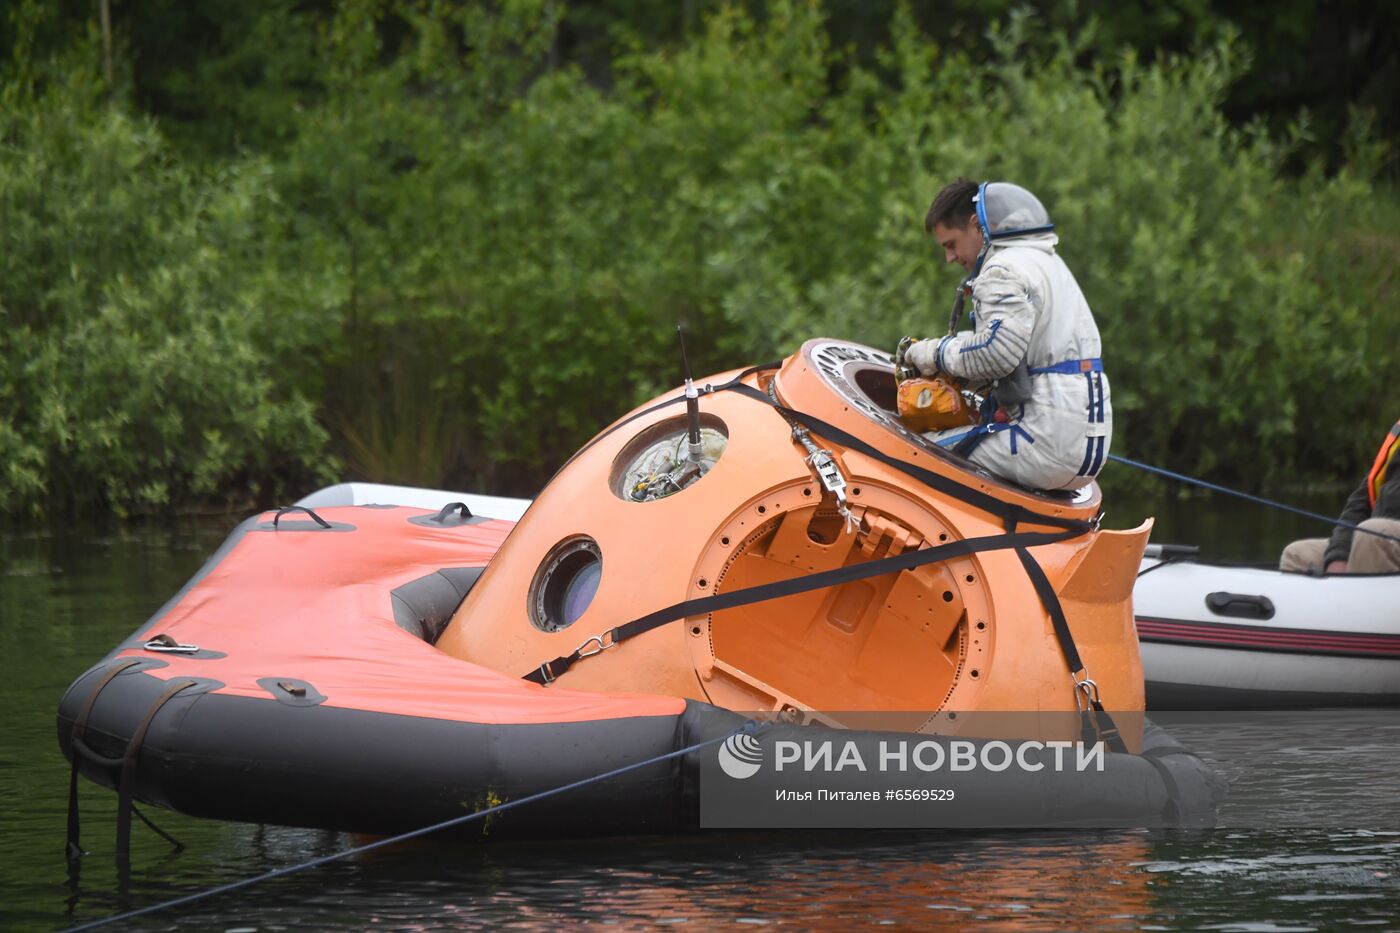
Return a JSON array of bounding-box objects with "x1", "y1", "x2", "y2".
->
[
  {"x1": 904, "y1": 338, "x2": 940, "y2": 377},
  {"x1": 1325, "y1": 559, "x2": 1348, "y2": 574},
  {"x1": 894, "y1": 336, "x2": 916, "y2": 378}
]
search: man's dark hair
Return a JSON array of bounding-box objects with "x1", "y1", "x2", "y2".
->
[{"x1": 925, "y1": 177, "x2": 979, "y2": 233}]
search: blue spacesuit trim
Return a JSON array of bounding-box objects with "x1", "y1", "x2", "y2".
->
[{"x1": 957, "y1": 319, "x2": 1003, "y2": 354}]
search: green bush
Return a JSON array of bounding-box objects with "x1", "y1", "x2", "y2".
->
[
  {"x1": 2, "y1": 1, "x2": 1396, "y2": 513},
  {"x1": 0, "y1": 45, "x2": 334, "y2": 516}
]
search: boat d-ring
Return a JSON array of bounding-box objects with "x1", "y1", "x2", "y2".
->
[
  {"x1": 144, "y1": 633, "x2": 201, "y2": 653},
  {"x1": 575, "y1": 630, "x2": 618, "y2": 659}
]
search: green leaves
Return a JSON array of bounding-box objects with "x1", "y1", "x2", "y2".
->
[
  {"x1": 0, "y1": 68, "x2": 333, "y2": 516},
  {"x1": 2, "y1": 1, "x2": 1396, "y2": 514}
]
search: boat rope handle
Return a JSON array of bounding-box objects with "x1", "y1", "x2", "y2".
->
[
  {"x1": 66, "y1": 670, "x2": 199, "y2": 866},
  {"x1": 271, "y1": 505, "x2": 331, "y2": 530},
  {"x1": 1108, "y1": 453, "x2": 1400, "y2": 547},
  {"x1": 115, "y1": 678, "x2": 200, "y2": 864},
  {"x1": 59, "y1": 723, "x2": 761, "y2": 933},
  {"x1": 66, "y1": 660, "x2": 143, "y2": 862}
]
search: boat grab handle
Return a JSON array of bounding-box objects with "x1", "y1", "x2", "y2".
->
[
  {"x1": 273, "y1": 505, "x2": 332, "y2": 530},
  {"x1": 1143, "y1": 543, "x2": 1200, "y2": 560},
  {"x1": 435, "y1": 502, "x2": 473, "y2": 522},
  {"x1": 1205, "y1": 591, "x2": 1276, "y2": 621}
]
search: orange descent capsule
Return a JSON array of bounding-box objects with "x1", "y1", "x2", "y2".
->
[{"x1": 435, "y1": 339, "x2": 1149, "y2": 748}]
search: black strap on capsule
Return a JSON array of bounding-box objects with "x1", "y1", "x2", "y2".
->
[
  {"x1": 524, "y1": 526, "x2": 1082, "y2": 684},
  {"x1": 1007, "y1": 515, "x2": 1127, "y2": 754}
]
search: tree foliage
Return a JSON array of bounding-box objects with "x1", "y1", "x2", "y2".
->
[
  {"x1": 1, "y1": 1, "x2": 1396, "y2": 514},
  {"x1": 0, "y1": 16, "x2": 334, "y2": 516}
]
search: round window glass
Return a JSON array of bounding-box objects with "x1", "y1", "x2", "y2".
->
[
  {"x1": 560, "y1": 559, "x2": 602, "y2": 626},
  {"x1": 529, "y1": 537, "x2": 602, "y2": 632}
]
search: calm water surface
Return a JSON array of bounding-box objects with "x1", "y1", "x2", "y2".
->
[{"x1": 2, "y1": 495, "x2": 1397, "y2": 931}]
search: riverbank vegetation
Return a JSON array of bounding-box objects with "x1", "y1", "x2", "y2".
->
[{"x1": 2, "y1": 1, "x2": 1397, "y2": 516}]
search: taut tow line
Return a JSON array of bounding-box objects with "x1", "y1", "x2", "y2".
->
[{"x1": 1108, "y1": 453, "x2": 1400, "y2": 547}]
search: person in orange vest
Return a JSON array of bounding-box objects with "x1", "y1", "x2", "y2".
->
[{"x1": 1279, "y1": 422, "x2": 1400, "y2": 574}]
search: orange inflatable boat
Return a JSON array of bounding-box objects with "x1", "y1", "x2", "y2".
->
[{"x1": 58, "y1": 340, "x2": 1222, "y2": 843}]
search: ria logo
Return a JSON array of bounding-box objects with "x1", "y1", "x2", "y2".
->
[{"x1": 717, "y1": 732, "x2": 764, "y2": 779}]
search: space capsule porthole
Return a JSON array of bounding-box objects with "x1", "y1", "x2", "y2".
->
[{"x1": 529, "y1": 537, "x2": 602, "y2": 632}]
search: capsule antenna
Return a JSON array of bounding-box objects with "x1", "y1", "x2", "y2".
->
[{"x1": 678, "y1": 326, "x2": 703, "y2": 460}]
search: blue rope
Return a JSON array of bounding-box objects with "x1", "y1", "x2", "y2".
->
[
  {"x1": 1108, "y1": 453, "x2": 1400, "y2": 546},
  {"x1": 63, "y1": 724, "x2": 754, "y2": 932}
]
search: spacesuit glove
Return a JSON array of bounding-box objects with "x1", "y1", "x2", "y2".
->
[
  {"x1": 893, "y1": 336, "x2": 914, "y2": 378},
  {"x1": 903, "y1": 338, "x2": 941, "y2": 377}
]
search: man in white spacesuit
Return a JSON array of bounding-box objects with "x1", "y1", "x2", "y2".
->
[{"x1": 900, "y1": 179, "x2": 1111, "y2": 492}]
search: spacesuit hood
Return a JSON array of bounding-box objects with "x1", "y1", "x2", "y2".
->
[
  {"x1": 971, "y1": 181, "x2": 1058, "y2": 271},
  {"x1": 976, "y1": 182, "x2": 1054, "y2": 238}
]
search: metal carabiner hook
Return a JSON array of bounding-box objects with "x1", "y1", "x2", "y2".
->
[
  {"x1": 574, "y1": 629, "x2": 617, "y2": 659},
  {"x1": 1073, "y1": 677, "x2": 1100, "y2": 712}
]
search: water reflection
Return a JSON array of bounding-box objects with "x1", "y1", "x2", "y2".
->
[
  {"x1": 38, "y1": 824, "x2": 1400, "y2": 931},
  {"x1": 68, "y1": 831, "x2": 1161, "y2": 930},
  {"x1": 466, "y1": 832, "x2": 1159, "y2": 929},
  {"x1": 5, "y1": 501, "x2": 1399, "y2": 930}
]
